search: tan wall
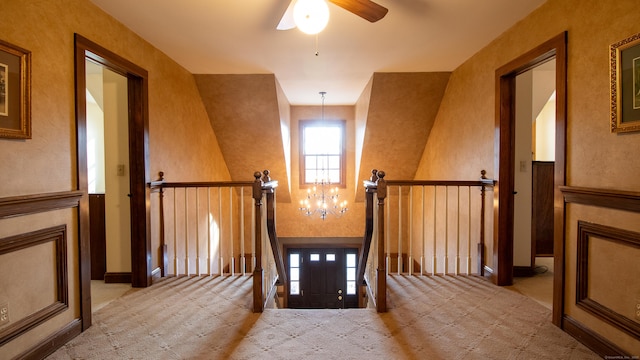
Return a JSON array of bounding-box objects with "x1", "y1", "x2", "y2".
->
[
  {"x1": 0, "y1": 0, "x2": 229, "y2": 356},
  {"x1": 415, "y1": 0, "x2": 640, "y2": 353}
]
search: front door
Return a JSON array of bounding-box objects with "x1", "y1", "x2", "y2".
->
[{"x1": 287, "y1": 247, "x2": 358, "y2": 309}]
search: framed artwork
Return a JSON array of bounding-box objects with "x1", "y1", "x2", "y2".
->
[
  {"x1": 0, "y1": 39, "x2": 31, "y2": 139},
  {"x1": 610, "y1": 32, "x2": 640, "y2": 133}
]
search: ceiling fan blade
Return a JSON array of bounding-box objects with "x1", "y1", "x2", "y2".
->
[
  {"x1": 328, "y1": 0, "x2": 388, "y2": 22},
  {"x1": 277, "y1": 0, "x2": 297, "y2": 30}
]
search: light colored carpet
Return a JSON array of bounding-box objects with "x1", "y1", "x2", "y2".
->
[{"x1": 47, "y1": 274, "x2": 599, "y2": 359}]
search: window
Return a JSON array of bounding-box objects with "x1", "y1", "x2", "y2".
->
[{"x1": 300, "y1": 120, "x2": 346, "y2": 186}]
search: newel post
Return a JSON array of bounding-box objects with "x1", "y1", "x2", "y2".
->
[
  {"x1": 157, "y1": 171, "x2": 167, "y2": 277},
  {"x1": 252, "y1": 171, "x2": 264, "y2": 313},
  {"x1": 376, "y1": 170, "x2": 387, "y2": 312},
  {"x1": 478, "y1": 170, "x2": 487, "y2": 276}
]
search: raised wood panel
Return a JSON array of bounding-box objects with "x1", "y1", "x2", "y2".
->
[
  {"x1": 532, "y1": 161, "x2": 554, "y2": 256},
  {"x1": 89, "y1": 194, "x2": 106, "y2": 280},
  {"x1": 0, "y1": 226, "x2": 69, "y2": 347},
  {"x1": 576, "y1": 221, "x2": 640, "y2": 339}
]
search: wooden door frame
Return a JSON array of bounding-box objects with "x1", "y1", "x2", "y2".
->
[
  {"x1": 74, "y1": 34, "x2": 151, "y2": 330},
  {"x1": 493, "y1": 32, "x2": 567, "y2": 327}
]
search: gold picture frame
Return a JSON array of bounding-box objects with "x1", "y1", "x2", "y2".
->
[
  {"x1": 0, "y1": 39, "x2": 31, "y2": 139},
  {"x1": 610, "y1": 32, "x2": 640, "y2": 133}
]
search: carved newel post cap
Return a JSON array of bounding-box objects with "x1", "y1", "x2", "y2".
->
[
  {"x1": 370, "y1": 169, "x2": 378, "y2": 182},
  {"x1": 377, "y1": 170, "x2": 386, "y2": 179},
  {"x1": 254, "y1": 171, "x2": 262, "y2": 180},
  {"x1": 262, "y1": 169, "x2": 271, "y2": 182},
  {"x1": 158, "y1": 171, "x2": 164, "y2": 181},
  {"x1": 480, "y1": 170, "x2": 487, "y2": 179}
]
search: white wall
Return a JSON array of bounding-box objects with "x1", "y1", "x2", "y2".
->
[
  {"x1": 513, "y1": 71, "x2": 534, "y2": 267},
  {"x1": 103, "y1": 69, "x2": 132, "y2": 273},
  {"x1": 534, "y1": 91, "x2": 556, "y2": 161},
  {"x1": 86, "y1": 62, "x2": 106, "y2": 194}
]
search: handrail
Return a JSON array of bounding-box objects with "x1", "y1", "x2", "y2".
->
[{"x1": 150, "y1": 174, "x2": 254, "y2": 190}]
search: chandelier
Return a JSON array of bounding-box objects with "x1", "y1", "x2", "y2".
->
[
  {"x1": 298, "y1": 92, "x2": 348, "y2": 220},
  {"x1": 299, "y1": 176, "x2": 348, "y2": 220}
]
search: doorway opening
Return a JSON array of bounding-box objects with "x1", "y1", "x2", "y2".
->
[
  {"x1": 75, "y1": 34, "x2": 151, "y2": 328},
  {"x1": 286, "y1": 247, "x2": 359, "y2": 309},
  {"x1": 86, "y1": 60, "x2": 132, "y2": 284},
  {"x1": 494, "y1": 32, "x2": 567, "y2": 327}
]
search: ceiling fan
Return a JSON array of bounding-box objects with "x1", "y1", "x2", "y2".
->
[{"x1": 277, "y1": 0, "x2": 388, "y2": 33}]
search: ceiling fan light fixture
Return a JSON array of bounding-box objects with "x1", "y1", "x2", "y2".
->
[{"x1": 293, "y1": 0, "x2": 330, "y2": 35}]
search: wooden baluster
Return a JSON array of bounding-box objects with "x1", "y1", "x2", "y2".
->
[
  {"x1": 154, "y1": 172, "x2": 167, "y2": 277},
  {"x1": 207, "y1": 187, "x2": 212, "y2": 276},
  {"x1": 479, "y1": 170, "x2": 487, "y2": 276},
  {"x1": 376, "y1": 170, "x2": 387, "y2": 313}
]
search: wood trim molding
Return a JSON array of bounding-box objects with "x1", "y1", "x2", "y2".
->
[
  {"x1": 104, "y1": 272, "x2": 132, "y2": 284},
  {"x1": 513, "y1": 266, "x2": 535, "y2": 277},
  {"x1": 576, "y1": 221, "x2": 640, "y2": 339},
  {"x1": 561, "y1": 186, "x2": 640, "y2": 213},
  {"x1": 15, "y1": 319, "x2": 82, "y2": 360},
  {"x1": 0, "y1": 191, "x2": 82, "y2": 219},
  {"x1": 0, "y1": 226, "x2": 69, "y2": 346},
  {"x1": 562, "y1": 315, "x2": 628, "y2": 358}
]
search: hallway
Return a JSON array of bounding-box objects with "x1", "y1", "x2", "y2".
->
[{"x1": 63, "y1": 273, "x2": 593, "y2": 359}]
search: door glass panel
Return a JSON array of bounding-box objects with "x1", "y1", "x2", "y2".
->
[
  {"x1": 346, "y1": 267, "x2": 355, "y2": 281},
  {"x1": 290, "y1": 281, "x2": 300, "y2": 295},
  {"x1": 346, "y1": 281, "x2": 356, "y2": 295},
  {"x1": 290, "y1": 253, "x2": 300, "y2": 295},
  {"x1": 310, "y1": 253, "x2": 320, "y2": 261},
  {"x1": 290, "y1": 253, "x2": 299, "y2": 267},
  {"x1": 326, "y1": 253, "x2": 335, "y2": 262},
  {"x1": 346, "y1": 253, "x2": 356, "y2": 267},
  {"x1": 291, "y1": 268, "x2": 299, "y2": 281},
  {"x1": 346, "y1": 253, "x2": 356, "y2": 295}
]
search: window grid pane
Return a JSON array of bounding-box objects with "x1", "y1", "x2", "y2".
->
[
  {"x1": 301, "y1": 122, "x2": 344, "y2": 185},
  {"x1": 346, "y1": 268, "x2": 355, "y2": 281},
  {"x1": 290, "y1": 268, "x2": 299, "y2": 281},
  {"x1": 346, "y1": 254, "x2": 356, "y2": 267},
  {"x1": 290, "y1": 254, "x2": 299, "y2": 267},
  {"x1": 347, "y1": 281, "x2": 356, "y2": 295},
  {"x1": 291, "y1": 281, "x2": 300, "y2": 295}
]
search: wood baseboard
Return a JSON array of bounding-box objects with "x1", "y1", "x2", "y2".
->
[
  {"x1": 151, "y1": 267, "x2": 162, "y2": 283},
  {"x1": 513, "y1": 266, "x2": 535, "y2": 277},
  {"x1": 104, "y1": 272, "x2": 131, "y2": 283},
  {"x1": 562, "y1": 315, "x2": 628, "y2": 358},
  {"x1": 16, "y1": 318, "x2": 81, "y2": 360}
]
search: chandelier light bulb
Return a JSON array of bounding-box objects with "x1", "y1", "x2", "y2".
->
[{"x1": 293, "y1": 0, "x2": 330, "y2": 35}]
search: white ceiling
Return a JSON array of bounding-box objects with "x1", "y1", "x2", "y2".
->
[{"x1": 90, "y1": 0, "x2": 546, "y2": 105}]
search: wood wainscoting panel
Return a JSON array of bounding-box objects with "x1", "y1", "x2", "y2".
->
[
  {"x1": 0, "y1": 225, "x2": 69, "y2": 346},
  {"x1": 576, "y1": 221, "x2": 640, "y2": 339}
]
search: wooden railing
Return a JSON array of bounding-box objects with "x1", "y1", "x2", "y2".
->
[
  {"x1": 252, "y1": 170, "x2": 286, "y2": 312},
  {"x1": 149, "y1": 170, "x2": 286, "y2": 312},
  {"x1": 358, "y1": 170, "x2": 495, "y2": 312}
]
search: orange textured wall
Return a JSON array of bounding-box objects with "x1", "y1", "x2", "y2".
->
[
  {"x1": 415, "y1": 0, "x2": 640, "y2": 353},
  {"x1": 0, "y1": 0, "x2": 229, "y2": 356},
  {"x1": 277, "y1": 105, "x2": 364, "y2": 238}
]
